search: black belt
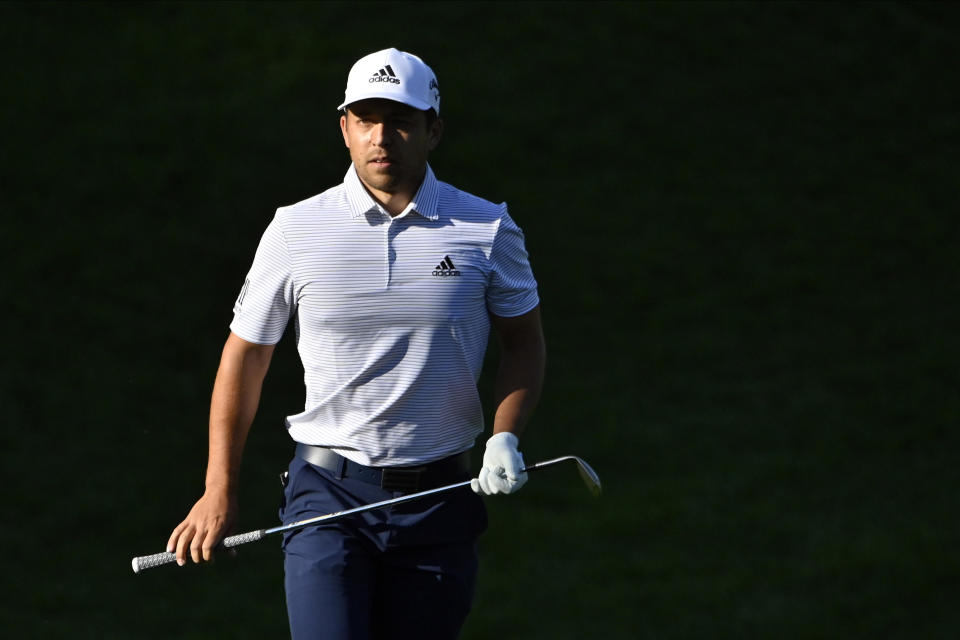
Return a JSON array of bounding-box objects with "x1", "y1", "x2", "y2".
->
[{"x1": 295, "y1": 443, "x2": 471, "y2": 493}]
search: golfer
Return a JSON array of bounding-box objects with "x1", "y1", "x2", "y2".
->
[{"x1": 166, "y1": 48, "x2": 545, "y2": 639}]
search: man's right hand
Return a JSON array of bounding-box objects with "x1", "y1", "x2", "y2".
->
[{"x1": 166, "y1": 488, "x2": 238, "y2": 566}]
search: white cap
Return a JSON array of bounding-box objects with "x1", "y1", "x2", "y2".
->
[{"x1": 337, "y1": 48, "x2": 441, "y2": 115}]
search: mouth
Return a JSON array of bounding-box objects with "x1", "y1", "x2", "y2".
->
[{"x1": 369, "y1": 157, "x2": 396, "y2": 168}]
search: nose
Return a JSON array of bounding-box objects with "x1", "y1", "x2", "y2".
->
[{"x1": 369, "y1": 122, "x2": 391, "y2": 148}]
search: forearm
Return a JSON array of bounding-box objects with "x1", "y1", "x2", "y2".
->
[
  {"x1": 168, "y1": 333, "x2": 275, "y2": 563},
  {"x1": 204, "y1": 333, "x2": 274, "y2": 494},
  {"x1": 491, "y1": 312, "x2": 546, "y2": 437},
  {"x1": 473, "y1": 308, "x2": 545, "y2": 496},
  {"x1": 492, "y1": 356, "x2": 544, "y2": 437}
]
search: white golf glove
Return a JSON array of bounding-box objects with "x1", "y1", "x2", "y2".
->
[{"x1": 471, "y1": 432, "x2": 528, "y2": 495}]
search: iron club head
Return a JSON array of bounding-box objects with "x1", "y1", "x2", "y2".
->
[{"x1": 522, "y1": 455, "x2": 602, "y2": 497}]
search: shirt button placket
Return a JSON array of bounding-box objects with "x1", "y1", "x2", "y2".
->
[{"x1": 384, "y1": 218, "x2": 396, "y2": 289}]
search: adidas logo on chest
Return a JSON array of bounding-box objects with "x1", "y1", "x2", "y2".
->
[{"x1": 432, "y1": 255, "x2": 461, "y2": 277}]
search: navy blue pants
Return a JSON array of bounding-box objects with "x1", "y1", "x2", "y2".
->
[{"x1": 280, "y1": 455, "x2": 488, "y2": 640}]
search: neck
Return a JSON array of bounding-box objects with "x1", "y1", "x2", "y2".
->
[
  {"x1": 368, "y1": 186, "x2": 415, "y2": 217},
  {"x1": 357, "y1": 166, "x2": 427, "y2": 217}
]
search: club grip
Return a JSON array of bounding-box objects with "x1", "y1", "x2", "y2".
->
[
  {"x1": 131, "y1": 529, "x2": 265, "y2": 573},
  {"x1": 131, "y1": 551, "x2": 177, "y2": 573},
  {"x1": 222, "y1": 529, "x2": 265, "y2": 547}
]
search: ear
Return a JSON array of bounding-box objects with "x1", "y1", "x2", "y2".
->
[
  {"x1": 427, "y1": 117, "x2": 444, "y2": 152},
  {"x1": 340, "y1": 113, "x2": 350, "y2": 148}
]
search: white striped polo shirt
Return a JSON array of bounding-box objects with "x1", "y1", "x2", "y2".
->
[{"x1": 230, "y1": 164, "x2": 539, "y2": 466}]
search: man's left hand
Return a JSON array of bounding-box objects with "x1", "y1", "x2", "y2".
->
[{"x1": 471, "y1": 432, "x2": 528, "y2": 495}]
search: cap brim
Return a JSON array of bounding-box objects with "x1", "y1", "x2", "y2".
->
[{"x1": 337, "y1": 92, "x2": 434, "y2": 113}]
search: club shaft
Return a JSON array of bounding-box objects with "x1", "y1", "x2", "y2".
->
[
  {"x1": 263, "y1": 479, "x2": 473, "y2": 535},
  {"x1": 132, "y1": 480, "x2": 474, "y2": 573},
  {"x1": 132, "y1": 455, "x2": 598, "y2": 573}
]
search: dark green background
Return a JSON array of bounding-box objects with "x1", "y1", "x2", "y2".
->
[{"x1": 2, "y1": 2, "x2": 957, "y2": 638}]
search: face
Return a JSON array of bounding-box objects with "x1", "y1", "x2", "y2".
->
[{"x1": 340, "y1": 99, "x2": 443, "y2": 202}]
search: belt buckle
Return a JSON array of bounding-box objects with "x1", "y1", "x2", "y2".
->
[{"x1": 380, "y1": 466, "x2": 425, "y2": 492}]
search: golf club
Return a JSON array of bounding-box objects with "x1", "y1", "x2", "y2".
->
[{"x1": 132, "y1": 455, "x2": 600, "y2": 573}]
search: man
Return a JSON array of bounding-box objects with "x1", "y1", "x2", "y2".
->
[{"x1": 166, "y1": 48, "x2": 545, "y2": 639}]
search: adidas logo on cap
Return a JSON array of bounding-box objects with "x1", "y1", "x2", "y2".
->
[{"x1": 370, "y1": 65, "x2": 400, "y2": 84}]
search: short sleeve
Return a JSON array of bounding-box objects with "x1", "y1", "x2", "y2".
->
[
  {"x1": 229, "y1": 213, "x2": 296, "y2": 344},
  {"x1": 486, "y1": 208, "x2": 540, "y2": 318}
]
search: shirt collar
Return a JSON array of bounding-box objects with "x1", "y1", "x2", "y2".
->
[{"x1": 343, "y1": 163, "x2": 440, "y2": 221}]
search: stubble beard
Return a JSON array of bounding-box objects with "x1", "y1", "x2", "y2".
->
[{"x1": 358, "y1": 166, "x2": 403, "y2": 195}]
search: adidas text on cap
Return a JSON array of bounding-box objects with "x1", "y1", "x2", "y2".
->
[{"x1": 337, "y1": 48, "x2": 441, "y2": 115}]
